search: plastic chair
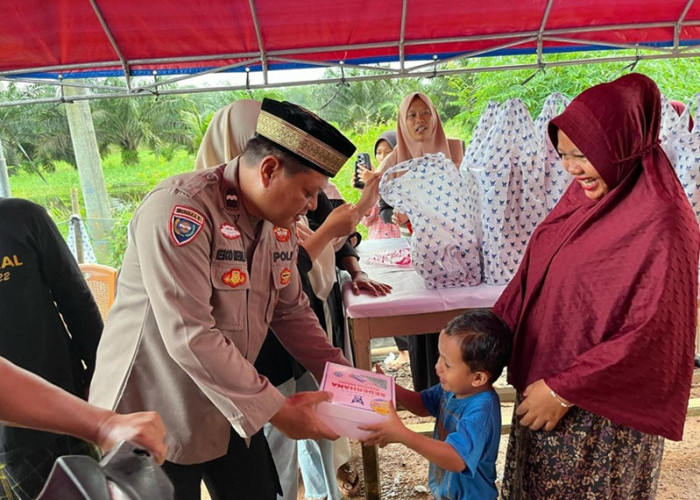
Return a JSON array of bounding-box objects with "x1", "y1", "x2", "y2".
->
[{"x1": 79, "y1": 263, "x2": 117, "y2": 321}]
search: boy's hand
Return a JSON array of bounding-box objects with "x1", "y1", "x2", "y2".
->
[{"x1": 358, "y1": 404, "x2": 407, "y2": 447}]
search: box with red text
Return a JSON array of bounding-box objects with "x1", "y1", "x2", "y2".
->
[{"x1": 317, "y1": 362, "x2": 395, "y2": 439}]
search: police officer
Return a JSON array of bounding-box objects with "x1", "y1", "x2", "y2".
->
[{"x1": 89, "y1": 98, "x2": 356, "y2": 500}]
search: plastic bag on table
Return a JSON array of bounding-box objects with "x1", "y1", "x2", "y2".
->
[
  {"x1": 379, "y1": 153, "x2": 481, "y2": 289},
  {"x1": 365, "y1": 246, "x2": 412, "y2": 266}
]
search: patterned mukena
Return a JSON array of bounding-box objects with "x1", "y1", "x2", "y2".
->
[
  {"x1": 379, "y1": 153, "x2": 481, "y2": 289},
  {"x1": 376, "y1": 92, "x2": 700, "y2": 289},
  {"x1": 660, "y1": 94, "x2": 700, "y2": 243},
  {"x1": 471, "y1": 98, "x2": 549, "y2": 285}
]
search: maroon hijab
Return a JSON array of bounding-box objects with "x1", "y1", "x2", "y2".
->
[
  {"x1": 494, "y1": 73, "x2": 699, "y2": 440},
  {"x1": 670, "y1": 100, "x2": 695, "y2": 132}
]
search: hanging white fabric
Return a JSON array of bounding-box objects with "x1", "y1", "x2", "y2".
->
[
  {"x1": 66, "y1": 213, "x2": 97, "y2": 264},
  {"x1": 475, "y1": 98, "x2": 546, "y2": 285},
  {"x1": 379, "y1": 153, "x2": 481, "y2": 289},
  {"x1": 660, "y1": 94, "x2": 700, "y2": 227},
  {"x1": 463, "y1": 101, "x2": 502, "y2": 169},
  {"x1": 460, "y1": 101, "x2": 503, "y2": 255},
  {"x1": 534, "y1": 92, "x2": 572, "y2": 212}
]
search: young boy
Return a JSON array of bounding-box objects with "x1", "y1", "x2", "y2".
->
[{"x1": 361, "y1": 309, "x2": 512, "y2": 500}]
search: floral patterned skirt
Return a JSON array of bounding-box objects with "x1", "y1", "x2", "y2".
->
[{"x1": 501, "y1": 395, "x2": 664, "y2": 500}]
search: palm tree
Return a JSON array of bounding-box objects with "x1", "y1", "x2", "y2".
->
[{"x1": 0, "y1": 83, "x2": 70, "y2": 177}]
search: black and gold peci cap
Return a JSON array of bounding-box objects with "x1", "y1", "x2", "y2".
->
[{"x1": 255, "y1": 98, "x2": 356, "y2": 177}]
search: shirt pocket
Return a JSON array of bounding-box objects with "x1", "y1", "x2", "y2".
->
[
  {"x1": 265, "y1": 263, "x2": 294, "y2": 323},
  {"x1": 210, "y1": 263, "x2": 250, "y2": 334}
]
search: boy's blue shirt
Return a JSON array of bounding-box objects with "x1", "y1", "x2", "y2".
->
[{"x1": 420, "y1": 385, "x2": 501, "y2": 500}]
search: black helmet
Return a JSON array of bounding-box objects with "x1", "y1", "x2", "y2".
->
[{"x1": 36, "y1": 441, "x2": 173, "y2": 500}]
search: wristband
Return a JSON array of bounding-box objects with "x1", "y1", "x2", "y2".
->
[{"x1": 550, "y1": 389, "x2": 574, "y2": 408}]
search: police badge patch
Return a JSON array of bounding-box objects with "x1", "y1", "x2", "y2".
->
[
  {"x1": 219, "y1": 223, "x2": 241, "y2": 240},
  {"x1": 273, "y1": 226, "x2": 291, "y2": 242},
  {"x1": 280, "y1": 267, "x2": 292, "y2": 286},
  {"x1": 222, "y1": 268, "x2": 247, "y2": 288},
  {"x1": 170, "y1": 205, "x2": 205, "y2": 246}
]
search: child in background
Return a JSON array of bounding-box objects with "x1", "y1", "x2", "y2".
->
[
  {"x1": 360, "y1": 131, "x2": 402, "y2": 240},
  {"x1": 361, "y1": 310, "x2": 512, "y2": 500},
  {"x1": 358, "y1": 131, "x2": 410, "y2": 370}
]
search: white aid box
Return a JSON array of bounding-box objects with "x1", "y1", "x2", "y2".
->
[{"x1": 317, "y1": 362, "x2": 395, "y2": 440}]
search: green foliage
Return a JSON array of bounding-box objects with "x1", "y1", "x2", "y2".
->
[
  {"x1": 0, "y1": 83, "x2": 74, "y2": 175},
  {"x1": 446, "y1": 52, "x2": 699, "y2": 142},
  {"x1": 288, "y1": 69, "x2": 420, "y2": 132},
  {"x1": 10, "y1": 148, "x2": 196, "y2": 266},
  {"x1": 3, "y1": 52, "x2": 698, "y2": 262},
  {"x1": 106, "y1": 200, "x2": 138, "y2": 268}
]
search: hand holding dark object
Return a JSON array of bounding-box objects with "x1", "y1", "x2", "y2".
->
[
  {"x1": 353, "y1": 153, "x2": 373, "y2": 189},
  {"x1": 37, "y1": 441, "x2": 174, "y2": 500},
  {"x1": 0, "y1": 357, "x2": 168, "y2": 465},
  {"x1": 95, "y1": 412, "x2": 168, "y2": 465}
]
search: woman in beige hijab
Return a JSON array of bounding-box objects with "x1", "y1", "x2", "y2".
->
[
  {"x1": 380, "y1": 92, "x2": 463, "y2": 171},
  {"x1": 371, "y1": 92, "x2": 464, "y2": 392},
  {"x1": 194, "y1": 99, "x2": 262, "y2": 169},
  {"x1": 376, "y1": 92, "x2": 463, "y2": 228}
]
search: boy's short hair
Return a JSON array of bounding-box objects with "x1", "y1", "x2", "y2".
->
[{"x1": 444, "y1": 309, "x2": 512, "y2": 383}]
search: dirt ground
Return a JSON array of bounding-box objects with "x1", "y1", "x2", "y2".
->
[{"x1": 339, "y1": 362, "x2": 700, "y2": 500}]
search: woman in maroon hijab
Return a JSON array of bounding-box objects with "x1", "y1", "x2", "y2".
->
[{"x1": 495, "y1": 73, "x2": 699, "y2": 499}]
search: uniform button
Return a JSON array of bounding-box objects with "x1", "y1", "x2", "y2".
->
[{"x1": 206, "y1": 173, "x2": 217, "y2": 180}]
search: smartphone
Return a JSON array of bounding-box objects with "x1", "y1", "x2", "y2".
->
[{"x1": 353, "y1": 153, "x2": 372, "y2": 189}]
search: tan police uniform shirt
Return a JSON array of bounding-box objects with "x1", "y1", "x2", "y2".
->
[{"x1": 89, "y1": 160, "x2": 348, "y2": 464}]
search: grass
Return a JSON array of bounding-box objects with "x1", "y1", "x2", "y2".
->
[
  {"x1": 11, "y1": 148, "x2": 195, "y2": 216},
  {"x1": 9, "y1": 148, "x2": 198, "y2": 266}
]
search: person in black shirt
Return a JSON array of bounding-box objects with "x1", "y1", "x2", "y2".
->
[{"x1": 0, "y1": 198, "x2": 104, "y2": 500}]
